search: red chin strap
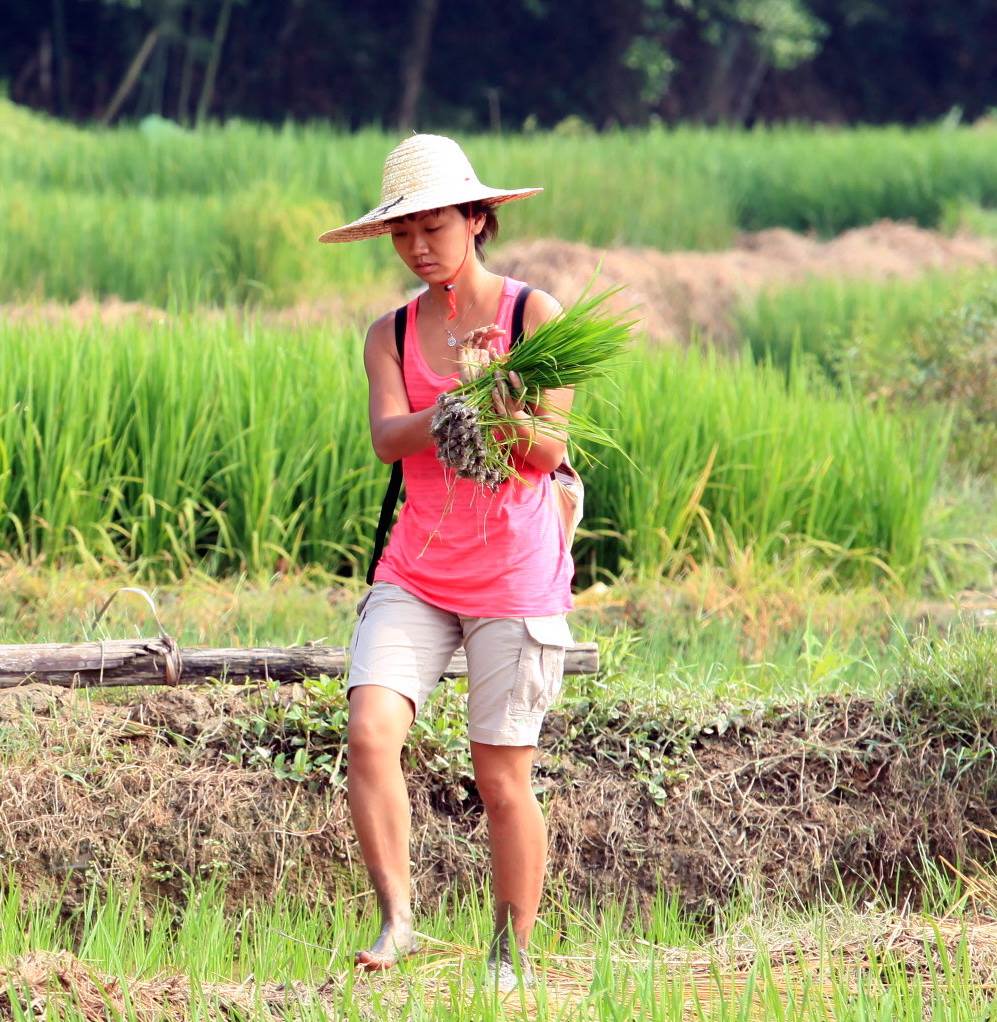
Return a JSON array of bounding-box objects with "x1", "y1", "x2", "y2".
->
[{"x1": 442, "y1": 212, "x2": 475, "y2": 320}]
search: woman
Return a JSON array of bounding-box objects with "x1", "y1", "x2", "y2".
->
[{"x1": 319, "y1": 133, "x2": 575, "y2": 991}]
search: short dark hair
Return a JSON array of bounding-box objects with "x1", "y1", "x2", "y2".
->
[{"x1": 459, "y1": 201, "x2": 499, "y2": 259}]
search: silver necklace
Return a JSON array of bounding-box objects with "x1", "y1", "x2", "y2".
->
[{"x1": 442, "y1": 290, "x2": 478, "y2": 347}]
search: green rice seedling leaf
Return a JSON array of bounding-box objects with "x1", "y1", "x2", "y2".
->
[
  {"x1": 433, "y1": 287, "x2": 637, "y2": 489},
  {"x1": 0, "y1": 311, "x2": 953, "y2": 587}
]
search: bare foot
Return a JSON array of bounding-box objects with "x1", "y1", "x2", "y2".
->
[{"x1": 354, "y1": 920, "x2": 420, "y2": 972}]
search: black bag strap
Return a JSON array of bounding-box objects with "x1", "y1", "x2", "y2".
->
[
  {"x1": 365, "y1": 306, "x2": 407, "y2": 585},
  {"x1": 511, "y1": 285, "x2": 559, "y2": 480},
  {"x1": 511, "y1": 285, "x2": 534, "y2": 349}
]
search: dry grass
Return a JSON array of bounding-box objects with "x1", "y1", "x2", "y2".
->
[
  {"x1": 491, "y1": 222, "x2": 997, "y2": 346},
  {"x1": 7, "y1": 555, "x2": 991, "y2": 676},
  {"x1": 0, "y1": 948, "x2": 347, "y2": 1022},
  {"x1": 1, "y1": 674, "x2": 994, "y2": 919}
]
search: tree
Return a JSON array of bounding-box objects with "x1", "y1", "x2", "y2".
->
[
  {"x1": 2, "y1": 0, "x2": 995, "y2": 128},
  {"x1": 622, "y1": 0, "x2": 826, "y2": 123},
  {"x1": 396, "y1": 0, "x2": 440, "y2": 131}
]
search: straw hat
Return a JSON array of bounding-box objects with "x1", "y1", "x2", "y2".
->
[{"x1": 318, "y1": 134, "x2": 542, "y2": 244}]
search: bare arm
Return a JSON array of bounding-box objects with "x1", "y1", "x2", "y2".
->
[{"x1": 363, "y1": 313, "x2": 437, "y2": 463}]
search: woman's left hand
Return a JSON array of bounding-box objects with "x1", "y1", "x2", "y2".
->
[
  {"x1": 492, "y1": 368, "x2": 528, "y2": 418},
  {"x1": 459, "y1": 335, "x2": 528, "y2": 418}
]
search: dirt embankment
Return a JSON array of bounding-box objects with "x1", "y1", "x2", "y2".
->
[
  {"x1": 492, "y1": 221, "x2": 997, "y2": 344},
  {"x1": 4, "y1": 222, "x2": 994, "y2": 344},
  {"x1": 1, "y1": 683, "x2": 994, "y2": 918}
]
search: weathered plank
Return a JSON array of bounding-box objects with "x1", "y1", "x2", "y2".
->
[{"x1": 0, "y1": 640, "x2": 600, "y2": 689}]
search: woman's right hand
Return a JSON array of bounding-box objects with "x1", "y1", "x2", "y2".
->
[{"x1": 457, "y1": 324, "x2": 505, "y2": 384}]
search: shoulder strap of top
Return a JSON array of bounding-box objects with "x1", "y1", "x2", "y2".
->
[
  {"x1": 395, "y1": 303, "x2": 406, "y2": 358},
  {"x1": 364, "y1": 306, "x2": 407, "y2": 585}
]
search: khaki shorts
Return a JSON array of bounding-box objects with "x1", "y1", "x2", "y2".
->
[{"x1": 346, "y1": 581, "x2": 574, "y2": 747}]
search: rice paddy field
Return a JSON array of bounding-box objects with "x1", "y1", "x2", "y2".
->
[
  {"x1": 0, "y1": 317, "x2": 964, "y2": 586},
  {"x1": 1, "y1": 98, "x2": 996, "y2": 1018},
  {"x1": 3, "y1": 866, "x2": 997, "y2": 1022},
  {"x1": 3, "y1": 97, "x2": 997, "y2": 304}
]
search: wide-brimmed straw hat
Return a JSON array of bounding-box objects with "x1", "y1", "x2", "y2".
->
[{"x1": 318, "y1": 134, "x2": 542, "y2": 244}]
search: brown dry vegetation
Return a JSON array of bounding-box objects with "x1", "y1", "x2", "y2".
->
[
  {"x1": 1, "y1": 681, "x2": 993, "y2": 921},
  {"x1": 3, "y1": 222, "x2": 993, "y2": 347},
  {"x1": 491, "y1": 221, "x2": 997, "y2": 345},
  {"x1": 0, "y1": 948, "x2": 345, "y2": 1022}
]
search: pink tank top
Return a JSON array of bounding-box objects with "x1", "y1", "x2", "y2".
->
[{"x1": 373, "y1": 277, "x2": 575, "y2": 617}]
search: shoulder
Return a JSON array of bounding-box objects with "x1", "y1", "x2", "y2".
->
[
  {"x1": 522, "y1": 287, "x2": 562, "y2": 333},
  {"x1": 363, "y1": 307, "x2": 404, "y2": 374},
  {"x1": 365, "y1": 308, "x2": 402, "y2": 354},
  {"x1": 366, "y1": 308, "x2": 400, "y2": 347}
]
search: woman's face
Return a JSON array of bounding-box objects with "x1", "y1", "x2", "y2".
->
[{"x1": 389, "y1": 206, "x2": 484, "y2": 284}]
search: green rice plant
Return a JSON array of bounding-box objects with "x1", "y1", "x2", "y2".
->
[
  {"x1": 0, "y1": 317, "x2": 381, "y2": 576},
  {"x1": 838, "y1": 285, "x2": 997, "y2": 476},
  {"x1": 0, "y1": 317, "x2": 949, "y2": 586},
  {"x1": 432, "y1": 288, "x2": 634, "y2": 488},
  {"x1": 573, "y1": 342, "x2": 949, "y2": 587},
  {"x1": 738, "y1": 271, "x2": 992, "y2": 377},
  {"x1": 0, "y1": 182, "x2": 385, "y2": 305},
  {"x1": 0, "y1": 326, "x2": 132, "y2": 564},
  {"x1": 4, "y1": 99, "x2": 997, "y2": 306},
  {"x1": 0, "y1": 866, "x2": 994, "y2": 1021},
  {"x1": 0, "y1": 868, "x2": 70, "y2": 960},
  {"x1": 740, "y1": 273, "x2": 997, "y2": 477},
  {"x1": 5, "y1": 103, "x2": 996, "y2": 233},
  {"x1": 113, "y1": 330, "x2": 227, "y2": 569},
  {"x1": 941, "y1": 198, "x2": 997, "y2": 238}
]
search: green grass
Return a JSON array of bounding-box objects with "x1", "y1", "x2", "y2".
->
[
  {"x1": 1, "y1": 579, "x2": 993, "y2": 1018},
  {"x1": 1, "y1": 558, "x2": 986, "y2": 710},
  {"x1": 0, "y1": 317, "x2": 953, "y2": 587},
  {"x1": 0, "y1": 862, "x2": 993, "y2": 1020},
  {"x1": 0, "y1": 568, "x2": 891, "y2": 705},
  {"x1": 737, "y1": 272, "x2": 997, "y2": 478},
  {"x1": 4, "y1": 99, "x2": 997, "y2": 305},
  {"x1": 0, "y1": 317, "x2": 378, "y2": 576},
  {"x1": 575, "y1": 344, "x2": 949, "y2": 588},
  {"x1": 738, "y1": 271, "x2": 990, "y2": 377},
  {"x1": 942, "y1": 198, "x2": 997, "y2": 239},
  {"x1": 0, "y1": 181, "x2": 385, "y2": 305}
]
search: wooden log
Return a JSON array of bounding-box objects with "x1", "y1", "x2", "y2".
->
[{"x1": 0, "y1": 640, "x2": 600, "y2": 689}]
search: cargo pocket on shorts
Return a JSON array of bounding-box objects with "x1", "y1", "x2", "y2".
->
[
  {"x1": 348, "y1": 587, "x2": 375, "y2": 659},
  {"x1": 508, "y1": 615, "x2": 574, "y2": 716}
]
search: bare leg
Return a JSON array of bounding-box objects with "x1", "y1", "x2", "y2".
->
[
  {"x1": 470, "y1": 742, "x2": 545, "y2": 989},
  {"x1": 347, "y1": 685, "x2": 419, "y2": 970}
]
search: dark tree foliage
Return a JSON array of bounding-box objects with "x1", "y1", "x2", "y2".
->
[{"x1": 1, "y1": 0, "x2": 995, "y2": 127}]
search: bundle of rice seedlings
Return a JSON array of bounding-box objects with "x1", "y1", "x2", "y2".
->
[{"x1": 430, "y1": 287, "x2": 634, "y2": 490}]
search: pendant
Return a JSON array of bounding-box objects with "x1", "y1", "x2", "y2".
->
[{"x1": 446, "y1": 331, "x2": 458, "y2": 348}]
